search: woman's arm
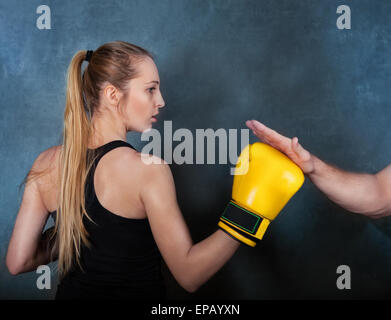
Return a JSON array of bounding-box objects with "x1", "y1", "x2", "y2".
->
[
  {"x1": 139, "y1": 156, "x2": 240, "y2": 293},
  {"x1": 6, "y1": 151, "x2": 56, "y2": 275}
]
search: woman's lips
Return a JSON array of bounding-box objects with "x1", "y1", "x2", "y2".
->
[{"x1": 151, "y1": 116, "x2": 157, "y2": 122}]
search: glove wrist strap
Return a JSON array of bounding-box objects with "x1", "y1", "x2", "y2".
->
[
  {"x1": 221, "y1": 201, "x2": 263, "y2": 234},
  {"x1": 218, "y1": 221, "x2": 257, "y2": 247},
  {"x1": 219, "y1": 200, "x2": 270, "y2": 245}
]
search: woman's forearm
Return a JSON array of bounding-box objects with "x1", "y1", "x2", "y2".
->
[
  {"x1": 11, "y1": 228, "x2": 57, "y2": 275},
  {"x1": 26, "y1": 237, "x2": 53, "y2": 272},
  {"x1": 183, "y1": 229, "x2": 240, "y2": 292},
  {"x1": 308, "y1": 155, "x2": 384, "y2": 216}
]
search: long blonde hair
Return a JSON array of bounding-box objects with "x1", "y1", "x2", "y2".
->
[{"x1": 19, "y1": 41, "x2": 153, "y2": 278}]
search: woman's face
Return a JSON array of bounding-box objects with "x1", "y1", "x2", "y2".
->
[{"x1": 121, "y1": 56, "x2": 165, "y2": 132}]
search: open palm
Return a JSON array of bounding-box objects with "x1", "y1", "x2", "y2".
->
[{"x1": 246, "y1": 120, "x2": 314, "y2": 174}]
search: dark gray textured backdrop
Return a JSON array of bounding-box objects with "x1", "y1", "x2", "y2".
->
[{"x1": 1, "y1": 0, "x2": 391, "y2": 299}]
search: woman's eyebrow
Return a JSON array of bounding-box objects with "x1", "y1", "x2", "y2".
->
[{"x1": 145, "y1": 80, "x2": 160, "y2": 85}]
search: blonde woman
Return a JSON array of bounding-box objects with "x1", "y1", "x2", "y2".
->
[{"x1": 6, "y1": 41, "x2": 241, "y2": 299}]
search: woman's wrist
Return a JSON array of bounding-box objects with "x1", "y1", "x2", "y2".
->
[{"x1": 41, "y1": 227, "x2": 57, "y2": 262}]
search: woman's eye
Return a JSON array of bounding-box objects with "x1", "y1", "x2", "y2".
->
[{"x1": 148, "y1": 87, "x2": 156, "y2": 93}]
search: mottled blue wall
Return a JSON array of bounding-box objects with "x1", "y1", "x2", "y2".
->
[{"x1": 1, "y1": 0, "x2": 391, "y2": 299}]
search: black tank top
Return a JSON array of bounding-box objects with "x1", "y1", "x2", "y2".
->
[{"x1": 52, "y1": 140, "x2": 165, "y2": 299}]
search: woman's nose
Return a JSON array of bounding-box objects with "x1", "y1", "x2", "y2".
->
[{"x1": 157, "y1": 94, "x2": 165, "y2": 109}]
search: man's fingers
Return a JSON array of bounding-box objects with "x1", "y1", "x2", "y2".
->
[
  {"x1": 292, "y1": 137, "x2": 299, "y2": 150},
  {"x1": 249, "y1": 119, "x2": 266, "y2": 131},
  {"x1": 291, "y1": 137, "x2": 308, "y2": 160},
  {"x1": 246, "y1": 120, "x2": 272, "y2": 141},
  {"x1": 246, "y1": 120, "x2": 268, "y2": 143},
  {"x1": 245, "y1": 120, "x2": 255, "y2": 130},
  {"x1": 247, "y1": 120, "x2": 310, "y2": 169},
  {"x1": 249, "y1": 120, "x2": 282, "y2": 140},
  {"x1": 247, "y1": 119, "x2": 291, "y2": 150}
]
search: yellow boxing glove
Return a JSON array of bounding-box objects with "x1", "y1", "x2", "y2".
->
[{"x1": 218, "y1": 142, "x2": 305, "y2": 247}]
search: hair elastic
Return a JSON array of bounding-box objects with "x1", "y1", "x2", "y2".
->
[{"x1": 85, "y1": 50, "x2": 93, "y2": 62}]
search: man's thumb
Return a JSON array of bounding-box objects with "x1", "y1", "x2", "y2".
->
[{"x1": 292, "y1": 137, "x2": 303, "y2": 155}]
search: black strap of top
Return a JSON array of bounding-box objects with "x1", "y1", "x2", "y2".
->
[
  {"x1": 50, "y1": 140, "x2": 136, "y2": 219},
  {"x1": 91, "y1": 140, "x2": 136, "y2": 165}
]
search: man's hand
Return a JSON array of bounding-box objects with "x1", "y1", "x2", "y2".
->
[
  {"x1": 246, "y1": 120, "x2": 315, "y2": 174},
  {"x1": 246, "y1": 119, "x2": 391, "y2": 217}
]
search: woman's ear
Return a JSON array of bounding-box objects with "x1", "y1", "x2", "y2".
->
[{"x1": 102, "y1": 83, "x2": 122, "y2": 107}]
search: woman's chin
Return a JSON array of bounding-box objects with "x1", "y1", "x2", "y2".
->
[
  {"x1": 140, "y1": 122, "x2": 153, "y2": 133},
  {"x1": 131, "y1": 119, "x2": 155, "y2": 133}
]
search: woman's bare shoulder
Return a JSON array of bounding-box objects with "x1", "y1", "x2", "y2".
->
[
  {"x1": 113, "y1": 149, "x2": 171, "y2": 185},
  {"x1": 31, "y1": 145, "x2": 61, "y2": 173}
]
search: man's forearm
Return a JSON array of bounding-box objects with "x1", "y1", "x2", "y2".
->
[{"x1": 308, "y1": 155, "x2": 385, "y2": 216}]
